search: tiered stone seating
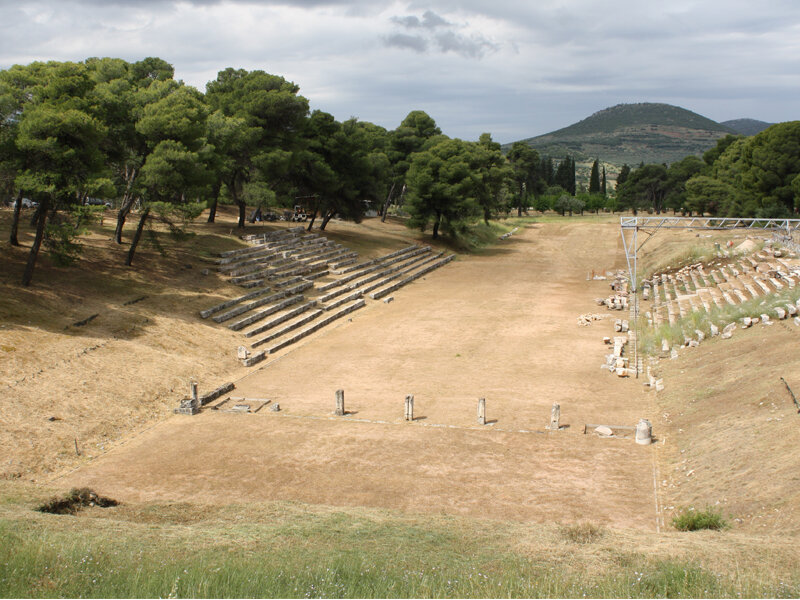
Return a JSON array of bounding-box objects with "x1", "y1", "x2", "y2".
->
[{"x1": 201, "y1": 231, "x2": 456, "y2": 366}]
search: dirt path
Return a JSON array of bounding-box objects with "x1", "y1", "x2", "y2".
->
[{"x1": 62, "y1": 220, "x2": 660, "y2": 529}]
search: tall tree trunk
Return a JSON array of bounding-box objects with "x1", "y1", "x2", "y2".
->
[
  {"x1": 319, "y1": 209, "x2": 335, "y2": 231},
  {"x1": 432, "y1": 212, "x2": 441, "y2": 239},
  {"x1": 207, "y1": 182, "x2": 221, "y2": 223},
  {"x1": 125, "y1": 207, "x2": 150, "y2": 266},
  {"x1": 114, "y1": 167, "x2": 137, "y2": 243},
  {"x1": 380, "y1": 183, "x2": 395, "y2": 222},
  {"x1": 306, "y1": 198, "x2": 320, "y2": 231},
  {"x1": 29, "y1": 202, "x2": 43, "y2": 227},
  {"x1": 114, "y1": 197, "x2": 135, "y2": 244},
  {"x1": 9, "y1": 189, "x2": 23, "y2": 246},
  {"x1": 22, "y1": 196, "x2": 50, "y2": 286}
]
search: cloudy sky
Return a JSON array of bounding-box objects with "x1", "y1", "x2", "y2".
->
[{"x1": 1, "y1": 0, "x2": 798, "y2": 142}]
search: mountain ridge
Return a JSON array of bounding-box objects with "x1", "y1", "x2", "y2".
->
[
  {"x1": 720, "y1": 118, "x2": 773, "y2": 136},
  {"x1": 507, "y1": 102, "x2": 743, "y2": 168}
]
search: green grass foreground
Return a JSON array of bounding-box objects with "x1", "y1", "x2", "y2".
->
[{"x1": 1, "y1": 493, "x2": 797, "y2": 598}]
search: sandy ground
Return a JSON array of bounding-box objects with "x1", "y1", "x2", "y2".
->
[{"x1": 60, "y1": 220, "x2": 662, "y2": 529}]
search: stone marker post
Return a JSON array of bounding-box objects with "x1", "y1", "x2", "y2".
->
[
  {"x1": 335, "y1": 389, "x2": 345, "y2": 416},
  {"x1": 635, "y1": 418, "x2": 652, "y2": 445},
  {"x1": 190, "y1": 381, "x2": 198, "y2": 410},
  {"x1": 404, "y1": 395, "x2": 414, "y2": 421},
  {"x1": 548, "y1": 403, "x2": 561, "y2": 430},
  {"x1": 477, "y1": 397, "x2": 486, "y2": 425}
]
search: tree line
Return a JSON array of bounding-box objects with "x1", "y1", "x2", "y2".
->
[
  {"x1": 0, "y1": 56, "x2": 588, "y2": 285},
  {"x1": 615, "y1": 122, "x2": 800, "y2": 217}
]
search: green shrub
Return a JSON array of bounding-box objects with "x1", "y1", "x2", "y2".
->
[{"x1": 672, "y1": 507, "x2": 728, "y2": 531}]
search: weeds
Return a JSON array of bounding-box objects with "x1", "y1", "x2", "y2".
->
[
  {"x1": 639, "y1": 285, "x2": 800, "y2": 355},
  {"x1": 672, "y1": 507, "x2": 729, "y2": 531},
  {"x1": 560, "y1": 522, "x2": 605, "y2": 544}
]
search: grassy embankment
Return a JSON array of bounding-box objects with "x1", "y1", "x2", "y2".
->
[{"x1": 1, "y1": 483, "x2": 798, "y2": 598}]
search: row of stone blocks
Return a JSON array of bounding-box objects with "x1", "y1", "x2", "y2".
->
[
  {"x1": 336, "y1": 252, "x2": 447, "y2": 306},
  {"x1": 317, "y1": 245, "x2": 428, "y2": 292},
  {"x1": 174, "y1": 382, "x2": 235, "y2": 415},
  {"x1": 370, "y1": 254, "x2": 455, "y2": 300},
  {"x1": 216, "y1": 230, "x2": 312, "y2": 268},
  {"x1": 217, "y1": 229, "x2": 355, "y2": 295},
  {"x1": 242, "y1": 299, "x2": 366, "y2": 366},
  {"x1": 217, "y1": 227, "x2": 305, "y2": 258},
  {"x1": 209, "y1": 281, "x2": 313, "y2": 324},
  {"x1": 224, "y1": 241, "x2": 346, "y2": 279},
  {"x1": 218, "y1": 237, "x2": 326, "y2": 271},
  {"x1": 318, "y1": 250, "x2": 440, "y2": 305},
  {"x1": 648, "y1": 255, "x2": 800, "y2": 325},
  {"x1": 242, "y1": 247, "x2": 447, "y2": 351}
]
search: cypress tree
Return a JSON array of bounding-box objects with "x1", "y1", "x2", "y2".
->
[
  {"x1": 569, "y1": 157, "x2": 576, "y2": 195},
  {"x1": 601, "y1": 166, "x2": 607, "y2": 196},
  {"x1": 589, "y1": 159, "x2": 600, "y2": 194}
]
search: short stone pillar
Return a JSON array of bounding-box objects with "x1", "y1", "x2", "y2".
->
[
  {"x1": 404, "y1": 395, "x2": 414, "y2": 421},
  {"x1": 335, "y1": 389, "x2": 345, "y2": 416},
  {"x1": 635, "y1": 418, "x2": 652, "y2": 445},
  {"x1": 477, "y1": 397, "x2": 486, "y2": 425},
  {"x1": 190, "y1": 381, "x2": 198, "y2": 406},
  {"x1": 548, "y1": 403, "x2": 561, "y2": 430},
  {"x1": 237, "y1": 346, "x2": 249, "y2": 359}
]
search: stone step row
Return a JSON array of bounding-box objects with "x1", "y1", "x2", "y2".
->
[
  {"x1": 220, "y1": 227, "x2": 307, "y2": 259},
  {"x1": 650, "y1": 256, "x2": 800, "y2": 325},
  {"x1": 221, "y1": 254, "x2": 295, "y2": 276},
  {"x1": 234, "y1": 264, "x2": 326, "y2": 289},
  {"x1": 216, "y1": 245, "x2": 271, "y2": 265},
  {"x1": 266, "y1": 299, "x2": 366, "y2": 355},
  {"x1": 296, "y1": 246, "x2": 351, "y2": 267},
  {"x1": 370, "y1": 255, "x2": 455, "y2": 300},
  {"x1": 323, "y1": 289, "x2": 363, "y2": 311},
  {"x1": 317, "y1": 251, "x2": 436, "y2": 302},
  {"x1": 249, "y1": 308, "x2": 324, "y2": 349},
  {"x1": 228, "y1": 294, "x2": 306, "y2": 331},
  {"x1": 244, "y1": 300, "x2": 319, "y2": 338},
  {"x1": 223, "y1": 238, "x2": 339, "y2": 276},
  {"x1": 213, "y1": 281, "x2": 313, "y2": 324},
  {"x1": 329, "y1": 256, "x2": 358, "y2": 270},
  {"x1": 333, "y1": 245, "x2": 420, "y2": 275},
  {"x1": 244, "y1": 299, "x2": 366, "y2": 366},
  {"x1": 318, "y1": 246, "x2": 430, "y2": 292},
  {"x1": 220, "y1": 235, "x2": 332, "y2": 274},
  {"x1": 348, "y1": 252, "x2": 445, "y2": 302},
  {"x1": 200, "y1": 285, "x2": 272, "y2": 319}
]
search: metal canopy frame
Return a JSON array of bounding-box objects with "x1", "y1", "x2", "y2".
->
[{"x1": 619, "y1": 216, "x2": 800, "y2": 378}]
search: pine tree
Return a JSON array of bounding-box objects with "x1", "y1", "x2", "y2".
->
[{"x1": 616, "y1": 164, "x2": 631, "y2": 192}]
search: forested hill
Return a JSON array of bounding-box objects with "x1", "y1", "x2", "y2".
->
[
  {"x1": 509, "y1": 103, "x2": 737, "y2": 167},
  {"x1": 721, "y1": 118, "x2": 773, "y2": 136}
]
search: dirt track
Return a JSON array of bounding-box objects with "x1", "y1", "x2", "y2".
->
[{"x1": 62, "y1": 220, "x2": 660, "y2": 529}]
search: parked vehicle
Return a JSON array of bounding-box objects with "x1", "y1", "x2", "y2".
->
[
  {"x1": 86, "y1": 198, "x2": 112, "y2": 208},
  {"x1": 11, "y1": 197, "x2": 38, "y2": 209}
]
